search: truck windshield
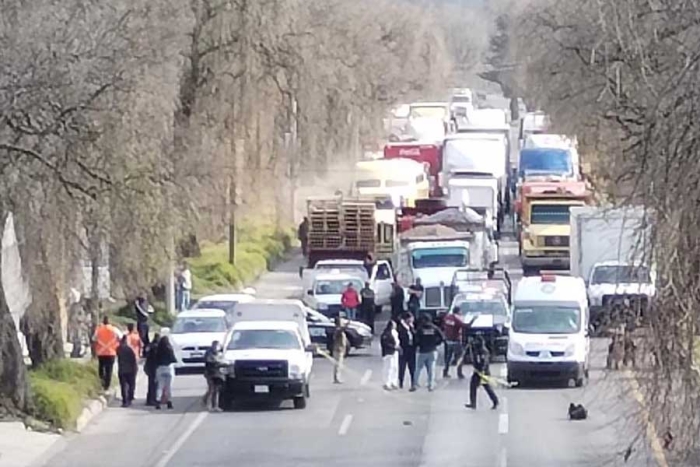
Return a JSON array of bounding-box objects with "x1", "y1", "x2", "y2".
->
[
  {"x1": 518, "y1": 148, "x2": 572, "y2": 177},
  {"x1": 411, "y1": 247, "x2": 469, "y2": 269},
  {"x1": 530, "y1": 204, "x2": 571, "y2": 225},
  {"x1": 356, "y1": 179, "x2": 381, "y2": 188},
  {"x1": 315, "y1": 279, "x2": 363, "y2": 295},
  {"x1": 591, "y1": 265, "x2": 651, "y2": 284},
  {"x1": 227, "y1": 329, "x2": 301, "y2": 350},
  {"x1": 456, "y1": 299, "x2": 507, "y2": 316},
  {"x1": 410, "y1": 106, "x2": 446, "y2": 119},
  {"x1": 512, "y1": 306, "x2": 581, "y2": 334},
  {"x1": 172, "y1": 317, "x2": 227, "y2": 334}
]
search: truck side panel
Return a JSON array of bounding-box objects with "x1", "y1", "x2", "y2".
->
[{"x1": 570, "y1": 206, "x2": 650, "y2": 281}]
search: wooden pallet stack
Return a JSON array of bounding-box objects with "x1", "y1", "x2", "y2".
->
[{"x1": 307, "y1": 198, "x2": 375, "y2": 251}]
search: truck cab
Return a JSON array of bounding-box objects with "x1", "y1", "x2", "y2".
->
[
  {"x1": 517, "y1": 181, "x2": 590, "y2": 273},
  {"x1": 383, "y1": 142, "x2": 442, "y2": 197},
  {"x1": 301, "y1": 259, "x2": 394, "y2": 307},
  {"x1": 221, "y1": 299, "x2": 315, "y2": 410},
  {"x1": 303, "y1": 272, "x2": 365, "y2": 317},
  {"x1": 507, "y1": 274, "x2": 589, "y2": 387}
]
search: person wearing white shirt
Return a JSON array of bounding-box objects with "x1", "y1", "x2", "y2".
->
[{"x1": 181, "y1": 262, "x2": 192, "y2": 310}]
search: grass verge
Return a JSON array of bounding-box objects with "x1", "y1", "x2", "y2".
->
[
  {"x1": 190, "y1": 224, "x2": 294, "y2": 295},
  {"x1": 28, "y1": 359, "x2": 103, "y2": 430}
]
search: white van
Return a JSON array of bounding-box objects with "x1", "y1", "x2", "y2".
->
[{"x1": 507, "y1": 274, "x2": 589, "y2": 387}]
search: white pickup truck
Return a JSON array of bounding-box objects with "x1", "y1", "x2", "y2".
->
[
  {"x1": 301, "y1": 259, "x2": 394, "y2": 308},
  {"x1": 303, "y1": 272, "x2": 365, "y2": 317},
  {"x1": 221, "y1": 299, "x2": 315, "y2": 410}
]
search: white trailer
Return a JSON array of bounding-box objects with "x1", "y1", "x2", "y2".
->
[{"x1": 569, "y1": 206, "x2": 655, "y2": 323}]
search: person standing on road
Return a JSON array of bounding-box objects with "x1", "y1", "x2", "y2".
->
[
  {"x1": 93, "y1": 316, "x2": 120, "y2": 391},
  {"x1": 407, "y1": 278, "x2": 424, "y2": 315},
  {"x1": 180, "y1": 262, "x2": 193, "y2": 310},
  {"x1": 117, "y1": 335, "x2": 138, "y2": 407},
  {"x1": 442, "y1": 307, "x2": 465, "y2": 379},
  {"x1": 413, "y1": 313, "x2": 444, "y2": 392},
  {"x1": 380, "y1": 320, "x2": 400, "y2": 390},
  {"x1": 203, "y1": 340, "x2": 227, "y2": 412},
  {"x1": 144, "y1": 333, "x2": 160, "y2": 406},
  {"x1": 397, "y1": 312, "x2": 417, "y2": 390},
  {"x1": 126, "y1": 323, "x2": 143, "y2": 360},
  {"x1": 154, "y1": 335, "x2": 177, "y2": 410},
  {"x1": 390, "y1": 280, "x2": 405, "y2": 321},
  {"x1": 332, "y1": 316, "x2": 348, "y2": 384},
  {"x1": 360, "y1": 281, "x2": 376, "y2": 333},
  {"x1": 134, "y1": 294, "x2": 151, "y2": 353},
  {"x1": 298, "y1": 217, "x2": 309, "y2": 257},
  {"x1": 465, "y1": 336, "x2": 499, "y2": 410},
  {"x1": 341, "y1": 282, "x2": 360, "y2": 321}
]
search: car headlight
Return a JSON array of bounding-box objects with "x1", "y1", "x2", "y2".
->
[
  {"x1": 317, "y1": 303, "x2": 329, "y2": 311},
  {"x1": 509, "y1": 341, "x2": 524, "y2": 356},
  {"x1": 565, "y1": 344, "x2": 575, "y2": 357},
  {"x1": 289, "y1": 364, "x2": 303, "y2": 380}
]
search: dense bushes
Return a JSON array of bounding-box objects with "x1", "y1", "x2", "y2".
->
[
  {"x1": 190, "y1": 225, "x2": 294, "y2": 294},
  {"x1": 29, "y1": 360, "x2": 102, "y2": 430}
]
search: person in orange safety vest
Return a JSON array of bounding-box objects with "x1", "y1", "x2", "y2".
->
[
  {"x1": 93, "y1": 316, "x2": 121, "y2": 390},
  {"x1": 126, "y1": 323, "x2": 143, "y2": 359}
]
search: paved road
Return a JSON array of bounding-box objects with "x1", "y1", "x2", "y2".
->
[{"x1": 40, "y1": 241, "x2": 660, "y2": 467}]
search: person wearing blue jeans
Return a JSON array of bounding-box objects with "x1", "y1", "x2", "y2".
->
[{"x1": 412, "y1": 313, "x2": 445, "y2": 391}]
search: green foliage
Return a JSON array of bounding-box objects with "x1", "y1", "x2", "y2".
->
[
  {"x1": 113, "y1": 301, "x2": 174, "y2": 328},
  {"x1": 29, "y1": 360, "x2": 103, "y2": 430},
  {"x1": 189, "y1": 225, "x2": 294, "y2": 294}
]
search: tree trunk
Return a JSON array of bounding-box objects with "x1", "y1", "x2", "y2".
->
[
  {"x1": 19, "y1": 240, "x2": 64, "y2": 366},
  {"x1": 0, "y1": 207, "x2": 30, "y2": 413}
]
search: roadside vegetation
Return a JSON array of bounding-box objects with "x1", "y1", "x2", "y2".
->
[{"x1": 28, "y1": 360, "x2": 102, "y2": 430}]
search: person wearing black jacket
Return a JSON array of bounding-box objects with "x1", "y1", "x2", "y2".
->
[
  {"x1": 154, "y1": 336, "x2": 177, "y2": 410},
  {"x1": 380, "y1": 321, "x2": 400, "y2": 390},
  {"x1": 397, "y1": 312, "x2": 417, "y2": 390},
  {"x1": 144, "y1": 333, "x2": 160, "y2": 406},
  {"x1": 390, "y1": 281, "x2": 405, "y2": 321},
  {"x1": 413, "y1": 313, "x2": 445, "y2": 392},
  {"x1": 117, "y1": 335, "x2": 138, "y2": 407},
  {"x1": 465, "y1": 336, "x2": 499, "y2": 410}
]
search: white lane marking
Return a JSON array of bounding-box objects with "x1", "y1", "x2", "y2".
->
[
  {"x1": 360, "y1": 370, "x2": 372, "y2": 386},
  {"x1": 501, "y1": 396, "x2": 508, "y2": 414},
  {"x1": 338, "y1": 414, "x2": 354, "y2": 436},
  {"x1": 154, "y1": 411, "x2": 208, "y2": 467},
  {"x1": 498, "y1": 447, "x2": 507, "y2": 467},
  {"x1": 498, "y1": 413, "x2": 509, "y2": 434}
]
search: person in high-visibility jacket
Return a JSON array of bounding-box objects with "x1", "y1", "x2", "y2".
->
[
  {"x1": 126, "y1": 323, "x2": 143, "y2": 359},
  {"x1": 93, "y1": 316, "x2": 121, "y2": 390}
]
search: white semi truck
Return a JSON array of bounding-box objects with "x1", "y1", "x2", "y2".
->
[{"x1": 569, "y1": 206, "x2": 656, "y2": 330}]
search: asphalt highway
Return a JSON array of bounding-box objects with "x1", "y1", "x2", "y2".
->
[{"x1": 40, "y1": 241, "x2": 661, "y2": 467}]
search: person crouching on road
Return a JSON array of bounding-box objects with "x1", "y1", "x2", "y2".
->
[
  {"x1": 144, "y1": 333, "x2": 160, "y2": 406},
  {"x1": 154, "y1": 336, "x2": 177, "y2": 410},
  {"x1": 442, "y1": 307, "x2": 465, "y2": 379},
  {"x1": 341, "y1": 282, "x2": 360, "y2": 321},
  {"x1": 203, "y1": 340, "x2": 227, "y2": 412},
  {"x1": 117, "y1": 335, "x2": 138, "y2": 407},
  {"x1": 398, "y1": 312, "x2": 417, "y2": 390},
  {"x1": 414, "y1": 313, "x2": 445, "y2": 392},
  {"x1": 332, "y1": 316, "x2": 348, "y2": 384},
  {"x1": 381, "y1": 320, "x2": 400, "y2": 390},
  {"x1": 465, "y1": 336, "x2": 499, "y2": 410}
]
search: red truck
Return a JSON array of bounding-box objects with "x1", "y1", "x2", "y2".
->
[{"x1": 383, "y1": 142, "x2": 443, "y2": 197}]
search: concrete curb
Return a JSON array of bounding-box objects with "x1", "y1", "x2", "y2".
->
[{"x1": 75, "y1": 388, "x2": 117, "y2": 433}]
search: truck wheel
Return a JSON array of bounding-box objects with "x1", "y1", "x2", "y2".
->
[{"x1": 293, "y1": 396, "x2": 307, "y2": 409}]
